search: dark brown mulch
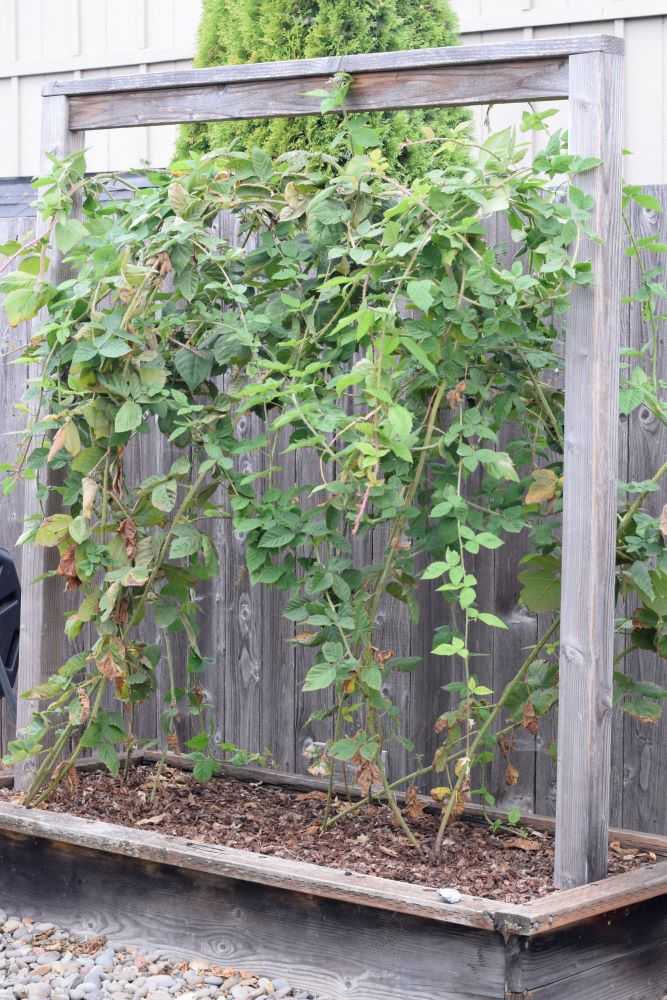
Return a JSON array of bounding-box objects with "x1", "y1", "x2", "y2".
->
[{"x1": 2, "y1": 765, "x2": 655, "y2": 904}]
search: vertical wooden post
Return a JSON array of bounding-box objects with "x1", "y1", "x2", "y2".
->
[
  {"x1": 555, "y1": 50, "x2": 624, "y2": 888},
  {"x1": 15, "y1": 96, "x2": 84, "y2": 790}
]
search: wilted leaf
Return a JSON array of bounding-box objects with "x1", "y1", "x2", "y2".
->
[
  {"x1": 430, "y1": 786, "x2": 451, "y2": 803},
  {"x1": 118, "y1": 517, "x2": 138, "y2": 561},
  {"x1": 355, "y1": 758, "x2": 382, "y2": 795},
  {"x1": 505, "y1": 836, "x2": 541, "y2": 852},
  {"x1": 82, "y1": 477, "x2": 98, "y2": 519},
  {"x1": 57, "y1": 545, "x2": 81, "y2": 591},
  {"x1": 505, "y1": 763, "x2": 520, "y2": 786},
  {"x1": 522, "y1": 701, "x2": 539, "y2": 736},
  {"x1": 525, "y1": 468, "x2": 558, "y2": 504},
  {"x1": 97, "y1": 652, "x2": 123, "y2": 683},
  {"x1": 660, "y1": 504, "x2": 667, "y2": 538},
  {"x1": 446, "y1": 381, "x2": 466, "y2": 410},
  {"x1": 405, "y1": 785, "x2": 425, "y2": 821},
  {"x1": 47, "y1": 425, "x2": 67, "y2": 462}
]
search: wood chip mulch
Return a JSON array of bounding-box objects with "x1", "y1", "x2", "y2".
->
[{"x1": 2, "y1": 765, "x2": 655, "y2": 904}]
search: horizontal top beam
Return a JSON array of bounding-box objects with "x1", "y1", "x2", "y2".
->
[{"x1": 43, "y1": 35, "x2": 623, "y2": 98}]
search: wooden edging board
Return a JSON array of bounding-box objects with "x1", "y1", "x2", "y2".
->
[{"x1": 0, "y1": 753, "x2": 665, "y2": 937}]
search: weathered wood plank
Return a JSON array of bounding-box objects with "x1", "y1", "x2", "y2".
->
[
  {"x1": 0, "y1": 214, "x2": 32, "y2": 755},
  {"x1": 0, "y1": 802, "x2": 513, "y2": 932},
  {"x1": 623, "y1": 187, "x2": 667, "y2": 838},
  {"x1": 44, "y1": 36, "x2": 624, "y2": 98},
  {"x1": 524, "y1": 940, "x2": 667, "y2": 1000},
  {"x1": 0, "y1": 829, "x2": 507, "y2": 1000},
  {"x1": 67, "y1": 61, "x2": 570, "y2": 131},
  {"x1": 15, "y1": 96, "x2": 84, "y2": 790},
  {"x1": 555, "y1": 50, "x2": 625, "y2": 888},
  {"x1": 514, "y1": 897, "x2": 667, "y2": 992},
  {"x1": 522, "y1": 860, "x2": 667, "y2": 935}
]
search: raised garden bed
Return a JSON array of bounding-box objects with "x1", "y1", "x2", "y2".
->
[{"x1": 0, "y1": 756, "x2": 665, "y2": 1000}]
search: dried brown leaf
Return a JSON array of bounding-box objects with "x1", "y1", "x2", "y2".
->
[
  {"x1": 355, "y1": 758, "x2": 382, "y2": 796},
  {"x1": 56, "y1": 545, "x2": 81, "y2": 591},
  {"x1": 82, "y1": 477, "x2": 98, "y2": 519},
  {"x1": 96, "y1": 652, "x2": 123, "y2": 682},
  {"x1": 525, "y1": 468, "x2": 558, "y2": 505},
  {"x1": 405, "y1": 785, "x2": 425, "y2": 821},
  {"x1": 118, "y1": 517, "x2": 138, "y2": 561},
  {"x1": 505, "y1": 836, "x2": 541, "y2": 852},
  {"x1": 136, "y1": 813, "x2": 167, "y2": 827},
  {"x1": 660, "y1": 503, "x2": 667, "y2": 538},
  {"x1": 47, "y1": 425, "x2": 67, "y2": 463},
  {"x1": 522, "y1": 701, "x2": 539, "y2": 736},
  {"x1": 446, "y1": 380, "x2": 466, "y2": 410},
  {"x1": 505, "y1": 763, "x2": 520, "y2": 786}
]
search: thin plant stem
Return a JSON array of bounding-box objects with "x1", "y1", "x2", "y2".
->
[{"x1": 432, "y1": 616, "x2": 560, "y2": 859}]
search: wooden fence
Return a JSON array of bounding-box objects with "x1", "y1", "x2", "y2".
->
[{"x1": 0, "y1": 182, "x2": 665, "y2": 835}]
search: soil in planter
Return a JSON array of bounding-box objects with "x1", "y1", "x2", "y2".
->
[{"x1": 2, "y1": 765, "x2": 655, "y2": 904}]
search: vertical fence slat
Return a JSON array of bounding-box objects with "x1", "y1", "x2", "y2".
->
[
  {"x1": 14, "y1": 96, "x2": 84, "y2": 790},
  {"x1": 623, "y1": 187, "x2": 667, "y2": 835},
  {"x1": 555, "y1": 49, "x2": 624, "y2": 887}
]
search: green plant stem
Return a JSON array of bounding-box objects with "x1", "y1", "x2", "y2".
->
[
  {"x1": 322, "y1": 763, "x2": 436, "y2": 830},
  {"x1": 128, "y1": 467, "x2": 209, "y2": 631},
  {"x1": 23, "y1": 722, "x2": 76, "y2": 807},
  {"x1": 379, "y1": 762, "x2": 425, "y2": 854},
  {"x1": 618, "y1": 459, "x2": 667, "y2": 536},
  {"x1": 366, "y1": 381, "x2": 448, "y2": 629},
  {"x1": 432, "y1": 616, "x2": 560, "y2": 859},
  {"x1": 31, "y1": 679, "x2": 105, "y2": 807}
]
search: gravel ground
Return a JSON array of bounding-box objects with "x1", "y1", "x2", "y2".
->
[{"x1": 0, "y1": 911, "x2": 317, "y2": 1000}]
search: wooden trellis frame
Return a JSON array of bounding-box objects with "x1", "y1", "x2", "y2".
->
[{"x1": 22, "y1": 34, "x2": 624, "y2": 890}]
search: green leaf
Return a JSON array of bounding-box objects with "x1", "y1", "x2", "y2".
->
[
  {"x1": 518, "y1": 555, "x2": 561, "y2": 613},
  {"x1": 421, "y1": 562, "x2": 448, "y2": 580},
  {"x1": 401, "y1": 336, "x2": 437, "y2": 376},
  {"x1": 35, "y1": 514, "x2": 72, "y2": 547},
  {"x1": 476, "y1": 612, "x2": 508, "y2": 630},
  {"x1": 169, "y1": 525, "x2": 202, "y2": 560},
  {"x1": 69, "y1": 515, "x2": 90, "y2": 544},
  {"x1": 174, "y1": 348, "x2": 213, "y2": 391},
  {"x1": 348, "y1": 120, "x2": 381, "y2": 152},
  {"x1": 476, "y1": 532, "x2": 503, "y2": 550},
  {"x1": 406, "y1": 279, "x2": 435, "y2": 312},
  {"x1": 4, "y1": 288, "x2": 40, "y2": 326},
  {"x1": 360, "y1": 664, "x2": 382, "y2": 690},
  {"x1": 302, "y1": 663, "x2": 336, "y2": 691},
  {"x1": 114, "y1": 400, "x2": 143, "y2": 434},
  {"x1": 55, "y1": 219, "x2": 88, "y2": 254},
  {"x1": 151, "y1": 480, "x2": 177, "y2": 513},
  {"x1": 329, "y1": 737, "x2": 359, "y2": 761}
]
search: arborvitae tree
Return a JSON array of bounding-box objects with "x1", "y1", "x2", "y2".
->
[{"x1": 178, "y1": 0, "x2": 467, "y2": 176}]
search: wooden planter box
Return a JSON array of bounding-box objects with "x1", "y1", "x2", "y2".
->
[{"x1": 0, "y1": 761, "x2": 665, "y2": 1000}]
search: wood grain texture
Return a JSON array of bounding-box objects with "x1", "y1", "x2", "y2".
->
[
  {"x1": 524, "y1": 942, "x2": 667, "y2": 1000},
  {"x1": 0, "y1": 802, "x2": 513, "y2": 932},
  {"x1": 0, "y1": 829, "x2": 506, "y2": 1000},
  {"x1": 67, "y1": 61, "x2": 570, "y2": 131},
  {"x1": 623, "y1": 188, "x2": 667, "y2": 838},
  {"x1": 44, "y1": 36, "x2": 623, "y2": 97},
  {"x1": 555, "y1": 50, "x2": 625, "y2": 888},
  {"x1": 14, "y1": 96, "x2": 84, "y2": 790},
  {"x1": 514, "y1": 896, "x2": 667, "y2": 991}
]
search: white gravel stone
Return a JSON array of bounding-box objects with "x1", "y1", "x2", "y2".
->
[{"x1": 0, "y1": 912, "x2": 317, "y2": 1000}]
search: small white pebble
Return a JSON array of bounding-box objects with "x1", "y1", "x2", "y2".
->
[{"x1": 438, "y1": 887, "x2": 463, "y2": 904}]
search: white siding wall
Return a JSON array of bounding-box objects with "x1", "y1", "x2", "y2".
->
[
  {"x1": 0, "y1": 0, "x2": 665, "y2": 182},
  {"x1": 0, "y1": 0, "x2": 199, "y2": 176}
]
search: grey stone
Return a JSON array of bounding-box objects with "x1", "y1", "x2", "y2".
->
[{"x1": 143, "y1": 978, "x2": 173, "y2": 991}]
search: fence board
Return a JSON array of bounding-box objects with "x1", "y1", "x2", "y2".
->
[{"x1": 1, "y1": 190, "x2": 665, "y2": 834}]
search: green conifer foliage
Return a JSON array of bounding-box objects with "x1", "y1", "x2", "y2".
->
[{"x1": 178, "y1": 0, "x2": 467, "y2": 176}]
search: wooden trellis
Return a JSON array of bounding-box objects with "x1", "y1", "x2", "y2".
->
[{"x1": 22, "y1": 34, "x2": 624, "y2": 889}]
